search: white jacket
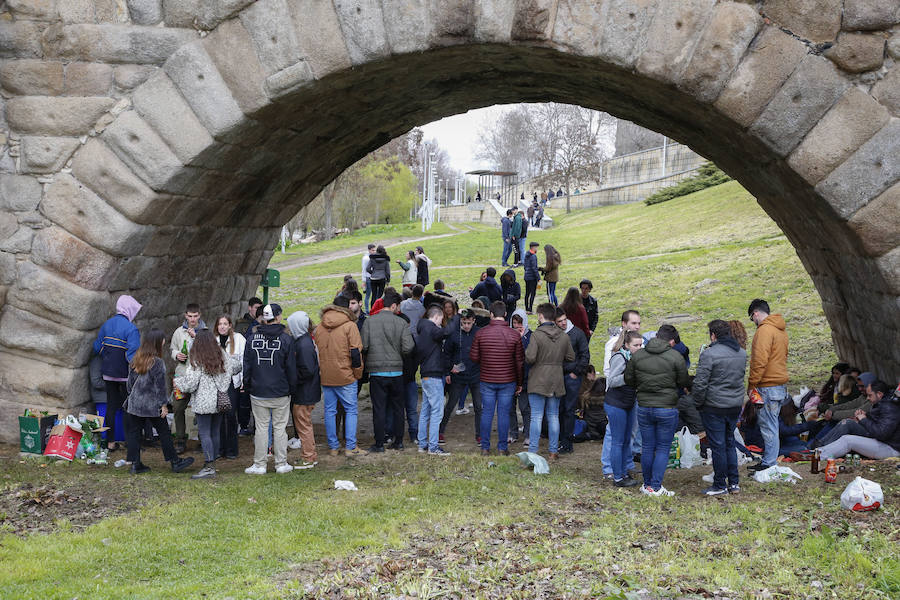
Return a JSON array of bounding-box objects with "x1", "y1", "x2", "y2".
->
[{"x1": 224, "y1": 332, "x2": 246, "y2": 388}]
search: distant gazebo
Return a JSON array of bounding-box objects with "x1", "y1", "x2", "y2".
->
[{"x1": 465, "y1": 170, "x2": 519, "y2": 209}]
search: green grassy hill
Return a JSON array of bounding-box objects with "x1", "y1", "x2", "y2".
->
[{"x1": 269, "y1": 181, "x2": 835, "y2": 384}]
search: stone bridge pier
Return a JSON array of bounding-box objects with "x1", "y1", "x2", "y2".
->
[{"x1": 0, "y1": 0, "x2": 898, "y2": 441}]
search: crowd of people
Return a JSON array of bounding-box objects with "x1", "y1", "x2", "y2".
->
[{"x1": 90, "y1": 241, "x2": 900, "y2": 495}]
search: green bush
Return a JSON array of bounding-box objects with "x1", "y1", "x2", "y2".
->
[{"x1": 644, "y1": 162, "x2": 732, "y2": 205}]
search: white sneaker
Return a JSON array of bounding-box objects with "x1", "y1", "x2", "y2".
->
[
  {"x1": 287, "y1": 437, "x2": 302, "y2": 450},
  {"x1": 658, "y1": 486, "x2": 676, "y2": 497},
  {"x1": 455, "y1": 407, "x2": 470, "y2": 415},
  {"x1": 275, "y1": 464, "x2": 294, "y2": 474},
  {"x1": 702, "y1": 473, "x2": 715, "y2": 483},
  {"x1": 244, "y1": 464, "x2": 267, "y2": 475},
  {"x1": 640, "y1": 485, "x2": 662, "y2": 497}
]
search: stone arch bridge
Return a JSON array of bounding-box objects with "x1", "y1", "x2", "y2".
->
[{"x1": 0, "y1": 0, "x2": 898, "y2": 441}]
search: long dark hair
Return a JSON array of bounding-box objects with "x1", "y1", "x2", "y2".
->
[
  {"x1": 189, "y1": 329, "x2": 225, "y2": 375},
  {"x1": 560, "y1": 287, "x2": 581, "y2": 316},
  {"x1": 544, "y1": 244, "x2": 560, "y2": 269},
  {"x1": 215, "y1": 315, "x2": 236, "y2": 354},
  {"x1": 131, "y1": 328, "x2": 165, "y2": 375}
]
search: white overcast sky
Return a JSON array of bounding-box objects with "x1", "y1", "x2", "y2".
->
[{"x1": 419, "y1": 105, "x2": 512, "y2": 173}]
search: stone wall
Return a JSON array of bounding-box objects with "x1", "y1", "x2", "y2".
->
[{"x1": 0, "y1": 0, "x2": 898, "y2": 442}]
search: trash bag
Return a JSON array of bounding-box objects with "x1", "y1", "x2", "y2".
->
[
  {"x1": 516, "y1": 451, "x2": 549, "y2": 475},
  {"x1": 676, "y1": 427, "x2": 702, "y2": 469},
  {"x1": 334, "y1": 480, "x2": 358, "y2": 491},
  {"x1": 752, "y1": 465, "x2": 803, "y2": 484},
  {"x1": 840, "y1": 477, "x2": 883, "y2": 511}
]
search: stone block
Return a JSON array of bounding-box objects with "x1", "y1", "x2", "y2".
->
[
  {"x1": 842, "y1": 0, "x2": 899, "y2": 31},
  {"x1": 430, "y1": 0, "x2": 477, "y2": 43},
  {"x1": 889, "y1": 34, "x2": 900, "y2": 60},
  {"x1": 202, "y1": 18, "x2": 269, "y2": 115},
  {"x1": 636, "y1": 0, "x2": 717, "y2": 84},
  {"x1": 678, "y1": 2, "x2": 762, "y2": 103},
  {"x1": 0, "y1": 23, "x2": 44, "y2": 59},
  {"x1": 287, "y1": 0, "x2": 353, "y2": 78},
  {"x1": 44, "y1": 24, "x2": 195, "y2": 64},
  {"x1": 0, "y1": 305, "x2": 94, "y2": 367},
  {"x1": 58, "y1": 0, "x2": 95, "y2": 23},
  {"x1": 40, "y1": 173, "x2": 151, "y2": 256},
  {"x1": 31, "y1": 226, "x2": 119, "y2": 290},
  {"x1": 788, "y1": 87, "x2": 890, "y2": 184},
  {"x1": 748, "y1": 54, "x2": 849, "y2": 156},
  {"x1": 265, "y1": 61, "x2": 314, "y2": 99},
  {"x1": 132, "y1": 72, "x2": 215, "y2": 165},
  {"x1": 872, "y1": 66, "x2": 900, "y2": 117},
  {"x1": 6, "y1": 0, "x2": 57, "y2": 21},
  {"x1": 0, "y1": 226, "x2": 34, "y2": 253},
  {"x1": 824, "y1": 32, "x2": 885, "y2": 73},
  {"x1": 164, "y1": 42, "x2": 248, "y2": 140},
  {"x1": 93, "y1": 0, "x2": 120, "y2": 23},
  {"x1": 848, "y1": 182, "x2": 900, "y2": 256},
  {"x1": 762, "y1": 0, "x2": 841, "y2": 43},
  {"x1": 332, "y1": 0, "x2": 390, "y2": 65},
  {"x1": 70, "y1": 138, "x2": 167, "y2": 224},
  {"x1": 102, "y1": 110, "x2": 184, "y2": 190},
  {"x1": 239, "y1": 0, "x2": 303, "y2": 74},
  {"x1": 8, "y1": 261, "x2": 110, "y2": 330},
  {"x1": 0, "y1": 60, "x2": 64, "y2": 96},
  {"x1": 816, "y1": 119, "x2": 900, "y2": 219},
  {"x1": 552, "y1": 0, "x2": 658, "y2": 68},
  {"x1": 6, "y1": 96, "x2": 115, "y2": 136},
  {"x1": 64, "y1": 62, "x2": 114, "y2": 95},
  {"x1": 875, "y1": 248, "x2": 900, "y2": 295},
  {"x1": 0, "y1": 174, "x2": 42, "y2": 211},
  {"x1": 382, "y1": 0, "x2": 430, "y2": 52},
  {"x1": 0, "y1": 250, "x2": 14, "y2": 286},
  {"x1": 114, "y1": 64, "x2": 157, "y2": 90},
  {"x1": 472, "y1": 0, "x2": 515, "y2": 43},
  {"x1": 0, "y1": 354, "x2": 91, "y2": 413},
  {"x1": 512, "y1": 0, "x2": 553, "y2": 41},
  {"x1": 163, "y1": 0, "x2": 255, "y2": 29},
  {"x1": 127, "y1": 0, "x2": 164, "y2": 25},
  {"x1": 20, "y1": 136, "x2": 81, "y2": 173},
  {"x1": 0, "y1": 213, "x2": 17, "y2": 243}
]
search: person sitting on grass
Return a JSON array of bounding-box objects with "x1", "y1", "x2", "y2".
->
[
  {"x1": 819, "y1": 362, "x2": 851, "y2": 404},
  {"x1": 808, "y1": 372, "x2": 877, "y2": 445},
  {"x1": 574, "y1": 366, "x2": 607, "y2": 443},
  {"x1": 815, "y1": 380, "x2": 899, "y2": 460},
  {"x1": 776, "y1": 402, "x2": 814, "y2": 457},
  {"x1": 125, "y1": 329, "x2": 194, "y2": 475}
]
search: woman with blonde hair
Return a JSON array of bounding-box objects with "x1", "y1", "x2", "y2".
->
[
  {"x1": 214, "y1": 315, "x2": 245, "y2": 460},
  {"x1": 538, "y1": 244, "x2": 561, "y2": 305}
]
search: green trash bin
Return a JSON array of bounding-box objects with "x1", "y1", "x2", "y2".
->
[{"x1": 19, "y1": 412, "x2": 58, "y2": 454}]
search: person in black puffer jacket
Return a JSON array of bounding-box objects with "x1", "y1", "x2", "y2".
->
[
  {"x1": 366, "y1": 245, "x2": 391, "y2": 301},
  {"x1": 500, "y1": 268, "x2": 521, "y2": 321},
  {"x1": 817, "y1": 380, "x2": 900, "y2": 460},
  {"x1": 416, "y1": 306, "x2": 451, "y2": 454}
]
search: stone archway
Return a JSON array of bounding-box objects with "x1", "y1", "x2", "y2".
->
[{"x1": 0, "y1": 1, "x2": 898, "y2": 441}]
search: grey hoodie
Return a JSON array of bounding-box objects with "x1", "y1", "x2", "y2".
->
[{"x1": 692, "y1": 336, "x2": 747, "y2": 414}]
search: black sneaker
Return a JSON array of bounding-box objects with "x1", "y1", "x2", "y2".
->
[
  {"x1": 368, "y1": 445, "x2": 385, "y2": 453},
  {"x1": 728, "y1": 484, "x2": 741, "y2": 494},
  {"x1": 130, "y1": 462, "x2": 151, "y2": 475},
  {"x1": 170, "y1": 456, "x2": 194, "y2": 472},
  {"x1": 238, "y1": 428, "x2": 253, "y2": 436},
  {"x1": 175, "y1": 441, "x2": 186, "y2": 455},
  {"x1": 389, "y1": 442, "x2": 404, "y2": 451},
  {"x1": 429, "y1": 447, "x2": 451, "y2": 456},
  {"x1": 747, "y1": 462, "x2": 768, "y2": 472},
  {"x1": 614, "y1": 476, "x2": 640, "y2": 488}
]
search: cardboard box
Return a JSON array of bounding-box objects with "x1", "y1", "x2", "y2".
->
[
  {"x1": 18, "y1": 413, "x2": 58, "y2": 454},
  {"x1": 43, "y1": 423, "x2": 84, "y2": 461}
]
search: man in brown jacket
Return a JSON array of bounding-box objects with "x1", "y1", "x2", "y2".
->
[
  {"x1": 747, "y1": 298, "x2": 789, "y2": 471},
  {"x1": 525, "y1": 303, "x2": 575, "y2": 459},
  {"x1": 315, "y1": 296, "x2": 366, "y2": 456}
]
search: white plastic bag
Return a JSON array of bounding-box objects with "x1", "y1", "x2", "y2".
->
[
  {"x1": 334, "y1": 480, "x2": 358, "y2": 491},
  {"x1": 516, "y1": 451, "x2": 549, "y2": 474},
  {"x1": 752, "y1": 465, "x2": 803, "y2": 484},
  {"x1": 840, "y1": 477, "x2": 883, "y2": 511},
  {"x1": 676, "y1": 427, "x2": 702, "y2": 469}
]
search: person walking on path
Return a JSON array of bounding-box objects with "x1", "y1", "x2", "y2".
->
[
  {"x1": 692, "y1": 320, "x2": 747, "y2": 496},
  {"x1": 746, "y1": 299, "x2": 789, "y2": 472},
  {"x1": 470, "y1": 300, "x2": 525, "y2": 455},
  {"x1": 416, "y1": 306, "x2": 452, "y2": 455},
  {"x1": 556, "y1": 308, "x2": 590, "y2": 454},
  {"x1": 500, "y1": 209, "x2": 513, "y2": 267},
  {"x1": 125, "y1": 329, "x2": 194, "y2": 475},
  {"x1": 605, "y1": 331, "x2": 643, "y2": 487},
  {"x1": 415, "y1": 246, "x2": 432, "y2": 287},
  {"x1": 362, "y1": 290, "x2": 415, "y2": 452},
  {"x1": 174, "y1": 330, "x2": 243, "y2": 479},
  {"x1": 170, "y1": 303, "x2": 208, "y2": 454},
  {"x1": 625, "y1": 324, "x2": 690, "y2": 497},
  {"x1": 286, "y1": 310, "x2": 321, "y2": 469},
  {"x1": 242, "y1": 304, "x2": 297, "y2": 474},
  {"x1": 523, "y1": 242, "x2": 540, "y2": 313},
  {"x1": 538, "y1": 245, "x2": 561, "y2": 305},
  {"x1": 366, "y1": 245, "x2": 391, "y2": 302},
  {"x1": 525, "y1": 303, "x2": 575, "y2": 460},
  {"x1": 93, "y1": 294, "x2": 142, "y2": 453},
  {"x1": 315, "y1": 295, "x2": 366, "y2": 456}
]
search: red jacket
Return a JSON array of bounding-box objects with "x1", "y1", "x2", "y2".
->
[
  {"x1": 567, "y1": 304, "x2": 591, "y2": 338},
  {"x1": 469, "y1": 319, "x2": 524, "y2": 386}
]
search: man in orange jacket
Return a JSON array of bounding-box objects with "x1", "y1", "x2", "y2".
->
[{"x1": 747, "y1": 298, "x2": 789, "y2": 471}]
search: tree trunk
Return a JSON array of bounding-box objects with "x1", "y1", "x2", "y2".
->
[
  {"x1": 565, "y1": 173, "x2": 571, "y2": 213},
  {"x1": 323, "y1": 180, "x2": 336, "y2": 240}
]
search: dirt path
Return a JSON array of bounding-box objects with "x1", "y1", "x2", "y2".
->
[{"x1": 271, "y1": 222, "x2": 473, "y2": 271}]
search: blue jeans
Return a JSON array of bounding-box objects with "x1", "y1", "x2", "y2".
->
[
  {"x1": 601, "y1": 421, "x2": 635, "y2": 475},
  {"x1": 701, "y1": 411, "x2": 739, "y2": 490},
  {"x1": 417, "y1": 377, "x2": 444, "y2": 451},
  {"x1": 323, "y1": 382, "x2": 358, "y2": 450},
  {"x1": 757, "y1": 384, "x2": 787, "y2": 466},
  {"x1": 480, "y1": 381, "x2": 516, "y2": 451},
  {"x1": 518, "y1": 237, "x2": 527, "y2": 261},
  {"x1": 637, "y1": 406, "x2": 679, "y2": 490},
  {"x1": 528, "y1": 394, "x2": 560, "y2": 454},
  {"x1": 605, "y1": 403, "x2": 635, "y2": 480},
  {"x1": 501, "y1": 239, "x2": 512, "y2": 265},
  {"x1": 402, "y1": 380, "x2": 419, "y2": 441},
  {"x1": 632, "y1": 418, "x2": 643, "y2": 455},
  {"x1": 363, "y1": 282, "x2": 372, "y2": 312},
  {"x1": 547, "y1": 281, "x2": 557, "y2": 305},
  {"x1": 457, "y1": 384, "x2": 468, "y2": 409}
]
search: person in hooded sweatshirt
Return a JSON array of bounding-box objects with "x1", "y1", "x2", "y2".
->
[
  {"x1": 93, "y1": 295, "x2": 142, "y2": 452},
  {"x1": 440, "y1": 308, "x2": 482, "y2": 443},
  {"x1": 692, "y1": 320, "x2": 747, "y2": 496},
  {"x1": 525, "y1": 303, "x2": 576, "y2": 460},
  {"x1": 416, "y1": 305, "x2": 452, "y2": 454},
  {"x1": 288, "y1": 310, "x2": 321, "y2": 469},
  {"x1": 500, "y1": 269, "x2": 521, "y2": 321},
  {"x1": 469, "y1": 267, "x2": 502, "y2": 303},
  {"x1": 746, "y1": 299, "x2": 789, "y2": 471},
  {"x1": 366, "y1": 245, "x2": 391, "y2": 302},
  {"x1": 242, "y1": 304, "x2": 297, "y2": 475}
]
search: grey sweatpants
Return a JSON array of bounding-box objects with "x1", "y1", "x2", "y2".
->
[{"x1": 819, "y1": 435, "x2": 899, "y2": 460}]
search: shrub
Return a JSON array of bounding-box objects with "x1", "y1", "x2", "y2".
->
[{"x1": 644, "y1": 162, "x2": 732, "y2": 205}]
